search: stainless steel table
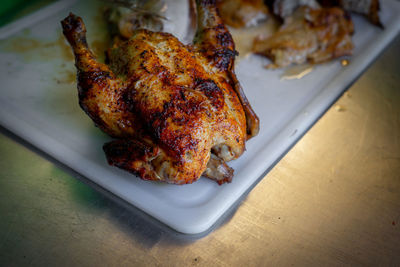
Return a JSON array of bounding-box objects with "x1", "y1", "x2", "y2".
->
[{"x1": 1, "y1": 33, "x2": 399, "y2": 267}]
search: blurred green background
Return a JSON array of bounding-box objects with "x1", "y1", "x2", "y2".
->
[{"x1": 0, "y1": 0, "x2": 55, "y2": 27}]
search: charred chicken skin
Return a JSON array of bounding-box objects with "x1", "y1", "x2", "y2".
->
[{"x1": 61, "y1": 0, "x2": 259, "y2": 185}]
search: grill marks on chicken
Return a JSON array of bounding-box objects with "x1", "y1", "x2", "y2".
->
[{"x1": 61, "y1": 0, "x2": 259, "y2": 185}]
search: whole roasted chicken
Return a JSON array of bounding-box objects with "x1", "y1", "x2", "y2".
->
[
  {"x1": 61, "y1": 0, "x2": 259, "y2": 185},
  {"x1": 253, "y1": 6, "x2": 354, "y2": 68}
]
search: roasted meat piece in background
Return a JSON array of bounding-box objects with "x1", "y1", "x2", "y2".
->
[
  {"x1": 267, "y1": 0, "x2": 382, "y2": 26},
  {"x1": 104, "y1": 0, "x2": 166, "y2": 39},
  {"x1": 61, "y1": 0, "x2": 259, "y2": 185},
  {"x1": 253, "y1": 6, "x2": 354, "y2": 68},
  {"x1": 265, "y1": 0, "x2": 320, "y2": 18},
  {"x1": 216, "y1": 0, "x2": 269, "y2": 28},
  {"x1": 319, "y1": 0, "x2": 382, "y2": 27}
]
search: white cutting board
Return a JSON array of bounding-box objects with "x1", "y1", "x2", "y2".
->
[{"x1": 0, "y1": 0, "x2": 399, "y2": 234}]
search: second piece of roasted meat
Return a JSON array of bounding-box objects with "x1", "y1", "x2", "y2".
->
[
  {"x1": 61, "y1": 0, "x2": 259, "y2": 185},
  {"x1": 253, "y1": 6, "x2": 354, "y2": 68},
  {"x1": 319, "y1": 0, "x2": 382, "y2": 27},
  {"x1": 216, "y1": 0, "x2": 269, "y2": 28},
  {"x1": 267, "y1": 0, "x2": 381, "y2": 26}
]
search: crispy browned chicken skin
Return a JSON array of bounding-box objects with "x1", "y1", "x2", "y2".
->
[
  {"x1": 267, "y1": 0, "x2": 382, "y2": 26},
  {"x1": 61, "y1": 0, "x2": 259, "y2": 185}
]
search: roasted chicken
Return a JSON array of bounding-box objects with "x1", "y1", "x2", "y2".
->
[
  {"x1": 266, "y1": 0, "x2": 320, "y2": 18},
  {"x1": 216, "y1": 0, "x2": 269, "y2": 28},
  {"x1": 61, "y1": 0, "x2": 259, "y2": 185},
  {"x1": 104, "y1": 0, "x2": 166, "y2": 39},
  {"x1": 267, "y1": 0, "x2": 382, "y2": 26},
  {"x1": 319, "y1": 0, "x2": 382, "y2": 27},
  {"x1": 253, "y1": 6, "x2": 354, "y2": 68}
]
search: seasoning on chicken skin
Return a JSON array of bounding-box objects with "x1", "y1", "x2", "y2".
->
[{"x1": 61, "y1": 0, "x2": 259, "y2": 185}]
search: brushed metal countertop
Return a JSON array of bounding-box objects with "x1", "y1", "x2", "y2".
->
[{"x1": 0, "y1": 34, "x2": 399, "y2": 267}]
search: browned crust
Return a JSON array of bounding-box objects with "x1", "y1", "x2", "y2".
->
[{"x1": 61, "y1": 0, "x2": 260, "y2": 185}]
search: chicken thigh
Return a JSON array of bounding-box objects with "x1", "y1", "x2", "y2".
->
[{"x1": 61, "y1": 0, "x2": 259, "y2": 185}]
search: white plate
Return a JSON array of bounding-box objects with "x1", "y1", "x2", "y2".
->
[{"x1": 0, "y1": 0, "x2": 399, "y2": 234}]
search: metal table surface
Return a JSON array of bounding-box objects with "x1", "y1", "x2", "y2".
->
[{"x1": 1, "y1": 31, "x2": 399, "y2": 267}]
